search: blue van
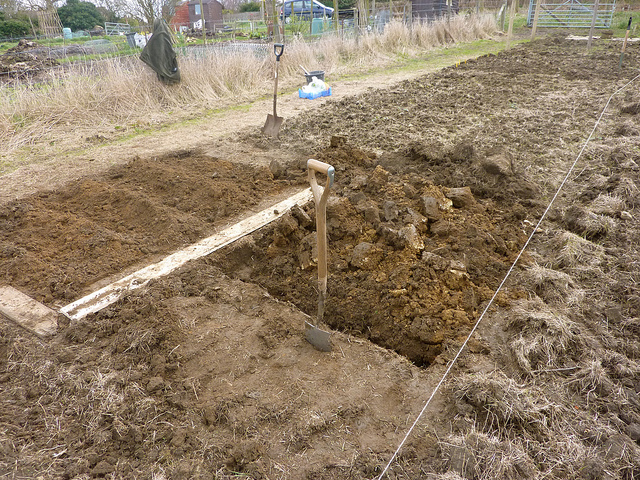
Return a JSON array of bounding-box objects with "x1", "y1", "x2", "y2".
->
[{"x1": 280, "y1": 0, "x2": 334, "y2": 23}]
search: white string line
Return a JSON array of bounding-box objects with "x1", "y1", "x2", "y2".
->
[{"x1": 376, "y1": 71, "x2": 640, "y2": 480}]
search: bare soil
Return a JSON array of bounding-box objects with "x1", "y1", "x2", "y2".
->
[{"x1": 1, "y1": 35, "x2": 640, "y2": 480}]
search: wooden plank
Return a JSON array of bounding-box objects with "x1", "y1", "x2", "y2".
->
[
  {"x1": 0, "y1": 286, "x2": 57, "y2": 337},
  {"x1": 60, "y1": 188, "x2": 313, "y2": 322}
]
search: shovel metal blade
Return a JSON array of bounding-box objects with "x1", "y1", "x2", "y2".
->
[
  {"x1": 262, "y1": 114, "x2": 283, "y2": 138},
  {"x1": 305, "y1": 320, "x2": 332, "y2": 352}
]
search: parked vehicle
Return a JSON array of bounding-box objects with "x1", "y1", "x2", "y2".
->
[{"x1": 280, "y1": 0, "x2": 334, "y2": 23}]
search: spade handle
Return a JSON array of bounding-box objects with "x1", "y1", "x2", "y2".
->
[{"x1": 307, "y1": 159, "x2": 334, "y2": 296}]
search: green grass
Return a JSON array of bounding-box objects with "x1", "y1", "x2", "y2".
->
[
  {"x1": 0, "y1": 41, "x2": 19, "y2": 52},
  {"x1": 40, "y1": 35, "x2": 124, "y2": 46},
  {"x1": 510, "y1": 12, "x2": 529, "y2": 31},
  {"x1": 611, "y1": 11, "x2": 637, "y2": 36}
]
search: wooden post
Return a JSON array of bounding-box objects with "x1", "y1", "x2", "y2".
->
[
  {"x1": 333, "y1": 0, "x2": 339, "y2": 30},
  {"x1": 506, "y1": 0, "x2": 517, "y2": 48},
  {"x1": 199, "y1": 0, "x2": 206, "y2": 44},
  {"x1": 271, "y1": 0, "x2": 280, "y2": 43},
  {"x1": 530, "y1": 0, "x2": 542, "y2": 40},
  {"x1": 587, "y1": 0, "x2": 600, "y2": 50},
  {"x1": 29, "y1": 16, "x2": 38, "y2": 40},
  {"x1": 365, "y1": 0, "x2": 370, "y2": 27}
]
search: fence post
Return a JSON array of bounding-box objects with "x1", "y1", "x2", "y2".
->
[
  {"x1": 199, "y1": 0, "x2": 206, "y2": 44},
  {"x1": 506, "y1": 0, "x2": 517, "y2": 48},
  {"x1": 587, "y1": 0, "x2": 600, "y2": 50},
  {"x1": 530, "y1": 0, "x2": 542, "y2": 39},
  {"x1": 29, "y1": 17, "x2": 38, "y2": 39}
]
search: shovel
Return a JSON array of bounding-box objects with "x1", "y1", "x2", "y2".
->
[
  {"x1": 619, "y1": 16, "x2": 632, "y2": 70},
  {"x1": 262, "y1": 43, "x2": 285, "y2": 137},
  {"x1": 305, "y1": 159, "x2": 335, "y2": 352}
]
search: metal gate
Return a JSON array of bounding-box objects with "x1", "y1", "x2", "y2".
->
[
  {"x1": 527, "y1": 0, "x2": 616, "y2": 28},
  {"x1": 105, "y1": 22, "x2": 132, "y2": 35}
]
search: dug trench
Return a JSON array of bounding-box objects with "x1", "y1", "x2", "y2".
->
[
  {"x1": 212, "y1": 141, "x2": 538, "y2": 366},
  {"x1": 0, "y1": 137, "x2": 535, "y2": 367}
]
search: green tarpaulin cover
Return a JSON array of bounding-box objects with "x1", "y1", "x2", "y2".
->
[{"x1": 140, "y1": 19, "x2": 180, "y2": 85}]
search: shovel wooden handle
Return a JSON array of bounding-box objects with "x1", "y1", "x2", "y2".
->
[
  {"x1": 622, "y1": 17, "x2": 632, "y2": 54},
  {"x1": 619, "y1": 16, "x2": 632, "y2": 70},
  {"x1": 271, "y1": 43, "x2": 284, "y2": 117},
  {"x1": 308, "y1": 159, "x2": 334, "y2": 297}
]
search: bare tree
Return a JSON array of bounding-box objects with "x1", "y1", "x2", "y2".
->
[
  {"x1": 127, "y1": 0, "x2": 182, "y2": 24},
  {"x1": 128, "y1": 0, "x2": 161, "y2": 23},
  {"x1": 0, "y1": 0, "x2": 19, "y2": 13},
  {"x1": 16, "y1": 0, "x2": 62, "y2": 10},
  {"x1": 161, "y1": 0, "x2": 180, "y2": 21},
  {"x1": 93, "y1": 0, "x2": 131, "y2": 18},
  {"x1": 224, "y1": 0, "x2": 244, "y2": 11}
]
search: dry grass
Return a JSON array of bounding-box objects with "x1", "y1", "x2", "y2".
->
[
  {"x1": 0, "y1": 13, "x2": 497, "y2": 163},
  {"x1": 613, "y1": 176, "x2": 640, "y2": 207},
  {"x1": 521, "y1": 263, "x2": 585, "y2": 305},
  {"x1": 568, "y1": 359, "x2": 616, "y2": 399},
  {"x1": 439, "y1": 430, "x2": 536, "y2": 480},
  {"x1": 589, "y1": 193, "x2": 625, "y2": 216},
  {"x1": 452, "y1": 370, "x2": 555, "y2": 434},
  {"x1": 507, "y1": 298, "x2": 585, "y2": 374},
  {"x1": 549, "y1": 230, "x2": 605, "y2": 269},
  {"x1": 449, "y1": 365, "x2": 640, "y2": 479},
  {"x1": 358, "y1": 15, "x2": 497, "y2": 57},
  {"x1": 563, "y1": 205, "x2": 616, "y2": 240}
]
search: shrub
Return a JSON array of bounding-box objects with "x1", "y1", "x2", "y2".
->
[
  {"x1": 0, "y1": 19, "x2": 30, "y2": 38},
  {"x1": 57, "y1": 0, "x2": 105, "y2": 31},
  {"x1": 239, "y1": 1, "x2": 261, "y2": 12}
]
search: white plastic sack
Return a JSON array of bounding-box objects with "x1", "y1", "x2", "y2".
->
[
  {"x1": 301, "y1": 76, "x2": 327, "y2": 94},
  {"x1": 134, "y1": 33, "x2": 148, "y2": 48}
]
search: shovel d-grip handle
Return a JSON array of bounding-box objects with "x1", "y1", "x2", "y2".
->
[
  {"x1": 623, "y1": 17, "x2": 632, "y2": 52},
  {"x1": 307, "y1": 159, "x2": 334, "y2": 297},
  {"x1": 274, "y1": 43, "x2": 284, "y2": 60},
  {"x1": 308, "y1": 159, "x2": 334, "y2": 191}
]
